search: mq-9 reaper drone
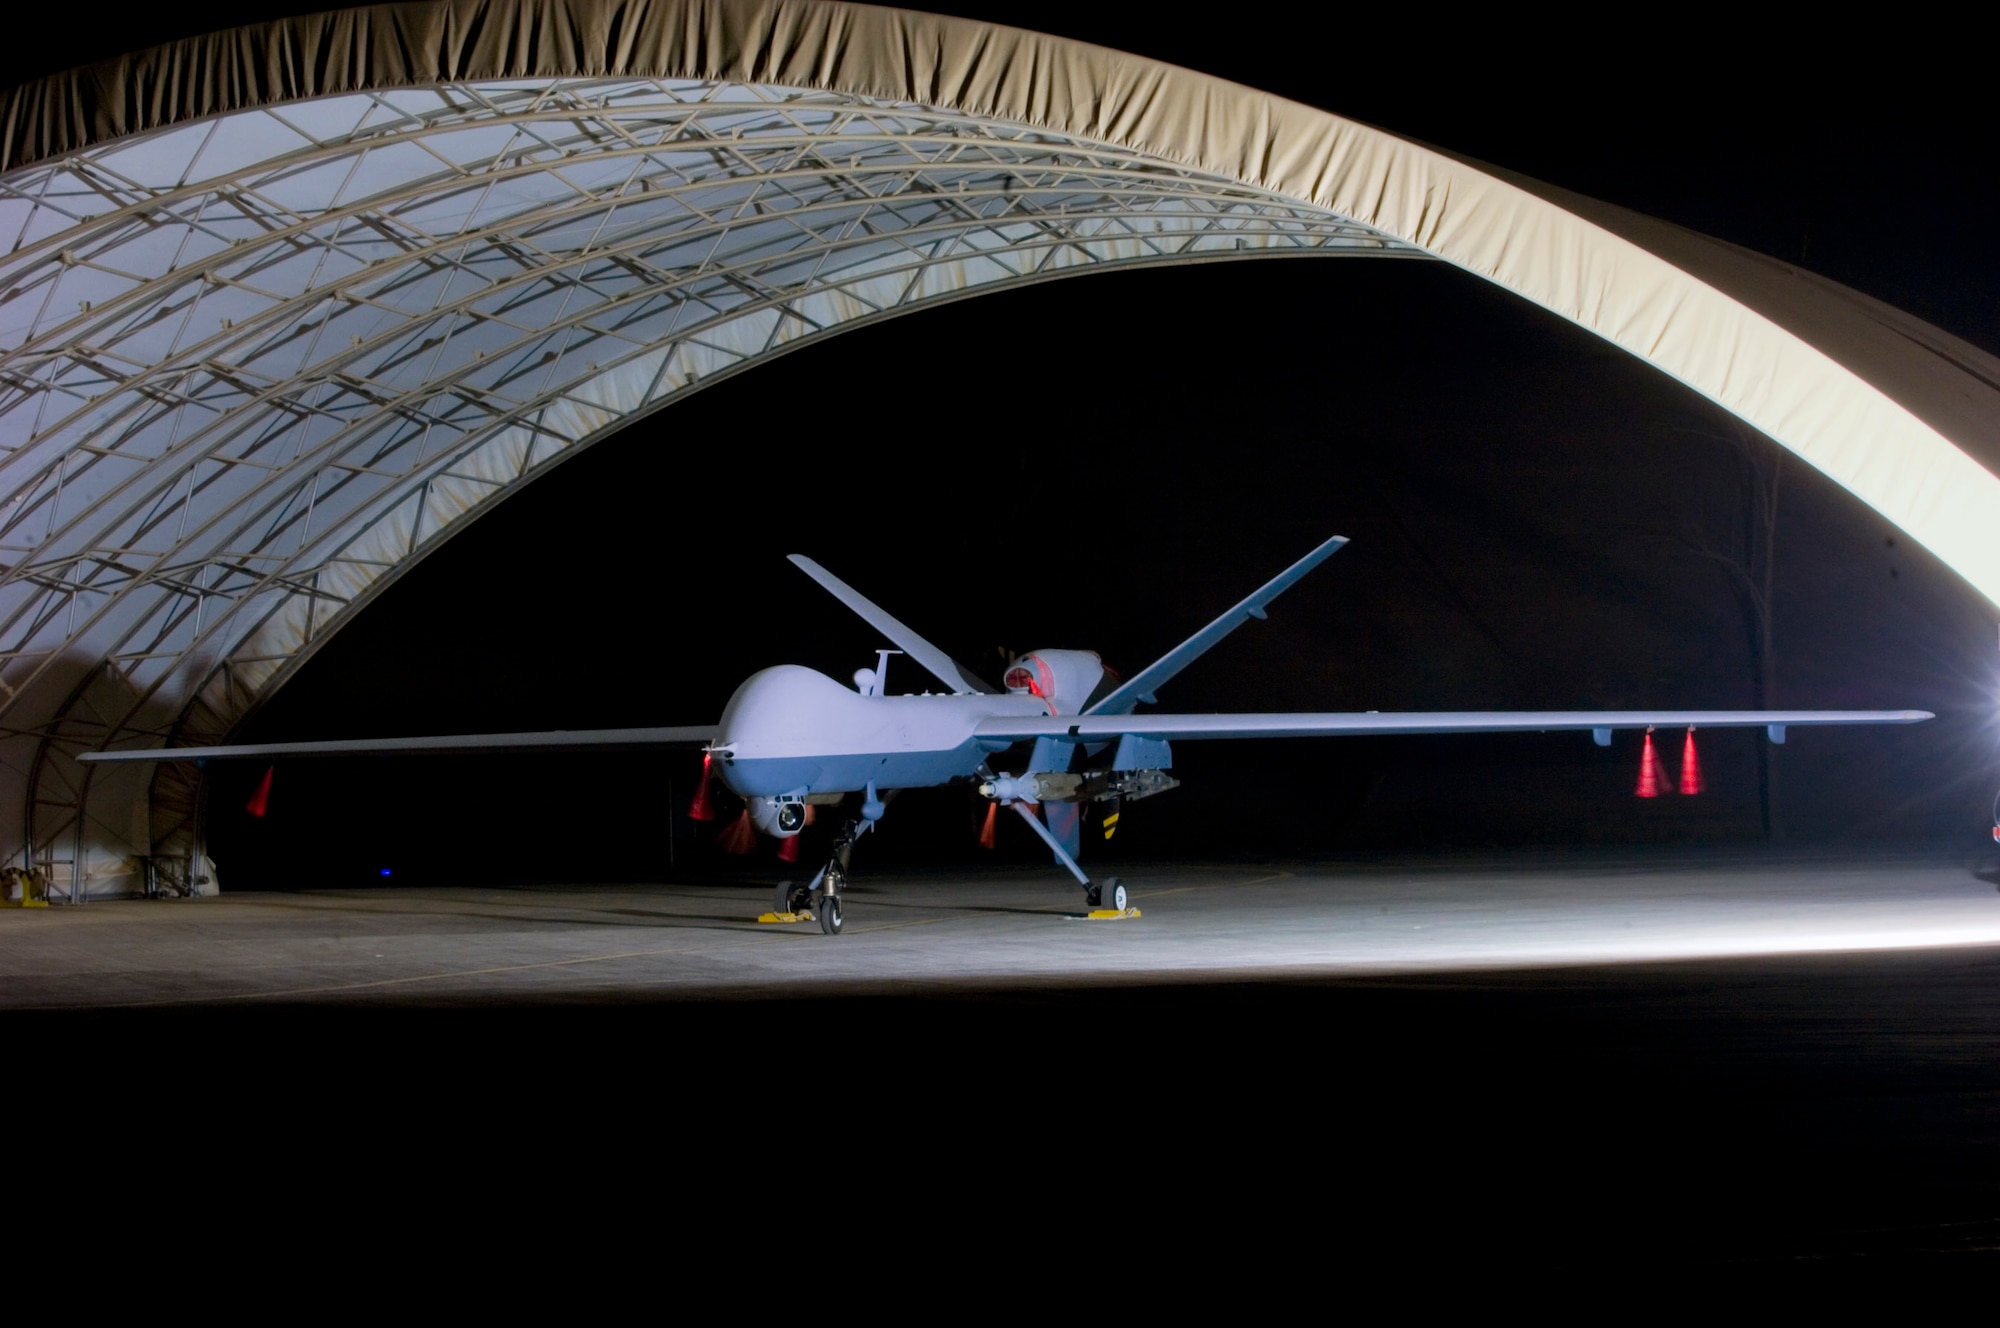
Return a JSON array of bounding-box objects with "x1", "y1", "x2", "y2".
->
[{"x1": 84, "y1": 535, "x2": 1931, "y2": 934}]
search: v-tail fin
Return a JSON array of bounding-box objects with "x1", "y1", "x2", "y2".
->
[{"x1": 1084, "y1": 533, "x2": 1348, "y2": 715}]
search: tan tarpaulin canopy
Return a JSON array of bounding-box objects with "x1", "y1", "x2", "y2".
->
[
  {"x1": 7, "y1": 0, "x2": 1998, "y2": 600},
  {"x1": 3, "y1": 0, "x2": 1997, "y2": 896}
]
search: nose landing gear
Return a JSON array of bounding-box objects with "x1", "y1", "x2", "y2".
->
[
  {"x1": 805, "y1": 786, "x2": 881, "y2": 937},
  {"x1": 775, "y1": 879, "x2": 814, "y2": 916}
]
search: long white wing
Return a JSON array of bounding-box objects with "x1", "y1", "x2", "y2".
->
[
  {"x1": 788, "y1": 555, "x2": 996, "y2": 694},
  {"x1": 975, "y1": 710, "x2": 1931, "y2": 742},
  {"x1": 76, "y1": 725, "x2": 717, "y2": 764}
]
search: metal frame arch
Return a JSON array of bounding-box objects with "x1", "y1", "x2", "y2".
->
[
  {"x1": 6, "y1": 1, "x2": 1997, "y2": 586},
  {"x1": 9, "y1": 89, "x2": 1407, "y2": 713},
  {"x1": 1, "y1": 71, "x2": 1421, "y2": 892}
]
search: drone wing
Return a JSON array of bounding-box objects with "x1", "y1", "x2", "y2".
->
[
  {"x1": 75, "y1": 725, "x2": 717, "y2": 764},
  {"x1": 975, "y1": 709, "x2": 1932, "y2": 743},
  {"x1": 789, "y1": 555, "x2": 997, "y2": 694}
]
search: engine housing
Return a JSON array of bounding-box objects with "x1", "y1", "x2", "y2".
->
[{"x1": 1002, "y1": 649, "x2": 1105, "y2": 715}]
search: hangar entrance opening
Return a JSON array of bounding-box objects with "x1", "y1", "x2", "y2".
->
[{"x1": 4, "y1": 1, "x2": 1997, "y2": 898}]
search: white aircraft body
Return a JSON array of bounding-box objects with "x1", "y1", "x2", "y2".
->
[{"x1": 84, "y1": 535, "x2": 1932, "y2": 934}]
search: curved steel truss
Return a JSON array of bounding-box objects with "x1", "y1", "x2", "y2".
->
[{"x1": 0, "y1": 76, "x2": 1421, "y2": 892}]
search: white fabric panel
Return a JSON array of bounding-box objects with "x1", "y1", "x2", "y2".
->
[{"x1": 22, "y1": 0, "x2": 1973, "y2": 599}]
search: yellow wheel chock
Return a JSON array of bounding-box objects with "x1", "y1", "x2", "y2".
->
[{"x1": 5, "y1": 867, "x2": 48, "y2": 909}]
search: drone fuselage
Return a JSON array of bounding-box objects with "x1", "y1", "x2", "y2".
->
[{"x1": 710, "y1": 664, "x2": 1046, "y2": 798}]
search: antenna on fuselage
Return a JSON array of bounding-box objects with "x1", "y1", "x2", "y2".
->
[{"x1": 853, "y1": 649, "x2": 903, "y2": 697}]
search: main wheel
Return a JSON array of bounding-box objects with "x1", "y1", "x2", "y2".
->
[
  {"x1": 1105, "y1": 878, "x2": 1128, "y2": 912},
  {"x1": 819, "y1": 893, "x2": 844, "y2": 934},
  {"x1": 774, "y1": 880, "x2": 797, "y2": 915}
]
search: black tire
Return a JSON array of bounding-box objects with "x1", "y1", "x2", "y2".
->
[
  {"x1": 774, "y1": 880, "x2": 796, "y2": 915},
  {"x1": 1106, "y1": 878, "x2": 1127, "y2": 912},
  {"x1": 820, "y1": 893, "x2": 844, "y2": 935}
]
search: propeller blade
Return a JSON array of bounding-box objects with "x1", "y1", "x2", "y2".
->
[
  {"x1": 776, "y1": 835, "x2": 801, "y2": 863},
  {"x1": 978, "y1": 802, "x2": 998, "y2": 850}
]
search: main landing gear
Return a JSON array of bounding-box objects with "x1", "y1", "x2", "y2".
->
[
  {"x1": 1084, "y1": 878, "x2": 1128, "y2": 912},
  {"x1": 813, "y1": 830, "x2": 852, "y2": 935},
  {"x1": 1002, "y1": 799, "x2": 1130, "y2": 915}
]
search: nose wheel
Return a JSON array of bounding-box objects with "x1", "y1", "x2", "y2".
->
[
  {"x1": 813, "y1": 860, "x2": 848, "y2": 935},
  {"x1": 793, "y1": 786, "x2": 890, "y2": 937},
  {"x1": 808, "y1": 818, "x2": 863, "y2": 937},
  {"x1": 776, "y1": 880, "x2": 814, "y2": 916}
]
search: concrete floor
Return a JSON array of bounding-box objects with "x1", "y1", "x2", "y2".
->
[
  {"x1": 13, "y1": 844, "x2": 2000, "y2": 1265},
  {"x1": 6, "y1": 845, "x2": 1998, "y2": 1008}
]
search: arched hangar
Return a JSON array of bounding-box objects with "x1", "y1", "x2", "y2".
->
[{"x1": 4, "y1": 0, "x2": 1997, "y2": 896}]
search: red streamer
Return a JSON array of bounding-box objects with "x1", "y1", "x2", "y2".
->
[
  {"x1": 1635, "y1": 732, "x2": 1663, "y2": 798},
  {"x1": 245, "y1": 766, "x2": 274, "y2": 818},
  {"x1": 718, "y1": 808, "x2": 756, "y2": 854},
  {"x1": 689, "y1": 752, "x2": 717, "y2": 821},
  {"x1": 1679, "y1": 728, "x2": 1705, "y2": 795}
]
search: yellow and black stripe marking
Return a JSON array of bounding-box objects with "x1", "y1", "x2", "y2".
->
[{"x1": 1103, "y1": 811, "x2": 1120, "y2": 840}]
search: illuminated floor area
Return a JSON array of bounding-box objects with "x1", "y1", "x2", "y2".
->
[
  {"x1": 5, "y1": 846, "x2": 1998, "y2": 1008},
  {"x1": 12, "y1": 845, "x2": 2000, "y2": 1264}
]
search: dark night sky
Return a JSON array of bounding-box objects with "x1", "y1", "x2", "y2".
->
[{"x1": 13, "y1": 7, "x2": 1997, "y2": 884}]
